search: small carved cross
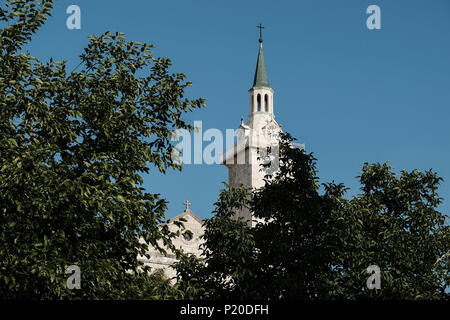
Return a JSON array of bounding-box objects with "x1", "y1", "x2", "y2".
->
[{"x1": 184, "y1": 200, "x2": 192, "y2": 211}]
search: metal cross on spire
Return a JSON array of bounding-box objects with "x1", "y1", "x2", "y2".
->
[
  {"x1": 184, "y1": 200, "x2": 192, "y2": 211},
  {"x1": 257, "y1": 24, "x2": 264, "y2": 43}
]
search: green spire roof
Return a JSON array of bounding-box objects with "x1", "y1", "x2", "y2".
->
[{"x1": 252, "y1": 43, "x2": 270, "y2": 88}]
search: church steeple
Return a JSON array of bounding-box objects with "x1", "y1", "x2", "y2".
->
[
  {"x1": 222, "y1": 26, "x2": 283, "y2": 227},
  {"x1": 249, "y1": 24, "x2": 274, "y2": 117},
  {"x1": 252, "y1": 40, "x2": 270, "y2": 88},
  {"x1": 252, "y1": 24, "x2": 270, "y2": 89}
]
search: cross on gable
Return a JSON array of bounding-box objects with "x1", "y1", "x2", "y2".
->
[{"x1": 184, "y1": 200, "x2": 192, "y2": 211}]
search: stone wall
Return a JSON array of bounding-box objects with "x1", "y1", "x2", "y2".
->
[{"x1": 138, "y1": 209, "x2": 205, "y2": 280}]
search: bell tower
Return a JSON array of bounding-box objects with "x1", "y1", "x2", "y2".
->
[
  {"x1": 248, "y1": 24, "x2": 275, "y2": 131},
  {"x1": 222, "y1": 25, "x2": 282, "y2": 226}
]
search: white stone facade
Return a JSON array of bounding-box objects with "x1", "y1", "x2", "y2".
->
[{"x1": 139, "y1": 209, "x2": 204, "y2": 280}]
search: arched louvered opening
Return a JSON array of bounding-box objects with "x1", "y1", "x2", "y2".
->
[
  {"x1": 264, "y1": 94, "x2": 269, "y2": 112},
  {"x1": 257, "y1": 94, "x2": 261, "y2": 112}
]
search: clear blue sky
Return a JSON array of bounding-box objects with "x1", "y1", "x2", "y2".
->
[{"x1": 27, "y1": 0, "x2": 450, "y2": 220}]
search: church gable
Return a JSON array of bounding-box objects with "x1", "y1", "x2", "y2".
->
[
  {"x1": 262, "y1": 118, "x2": 281, "y2": 132},
  {"x1": 139, "y1": 203, "x2": 205, "y2": 279},
  {"x1": 167, "y1": 209, "x2": 204, "y2": 256},
  {"x1": 169, "y1": 209, "x2": 203, "y2": 226}
]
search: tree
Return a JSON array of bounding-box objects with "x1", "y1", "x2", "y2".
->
[
  {"x1": 332, "y1": 162, "x2": 450, "y2": 299},
  {"x1": 175, "y1": 185, "x2": 258, "y2": 299},
  {"x1": 176, "y1": 133, "x2": 449, "y2": 299},
  {"x1": 0, "y1": 0, "x2": 204, "y2": 299}
]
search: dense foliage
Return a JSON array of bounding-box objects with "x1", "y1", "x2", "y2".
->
[
  {"x1": 176, "y1": 133, "x2": 449, "y2": 299},
  {"x1": 0, "y1": 0, "x2": 204, "y2": 299}
]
